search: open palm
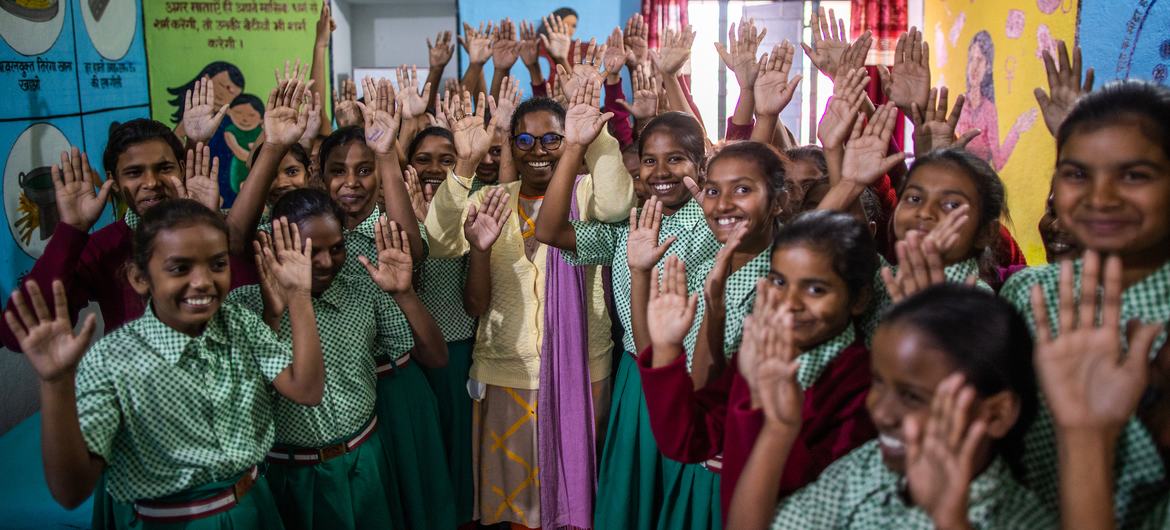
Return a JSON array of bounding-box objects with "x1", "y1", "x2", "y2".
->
[
  {"x1": 53, "y1": 148, "x2": 112, "y2": 231},
  {"x1": 465, "y1": 188, "x2": 510, "y2": 252},
  {"x1": 4, "y1": 281, "x2": 96, "y2": 382}
]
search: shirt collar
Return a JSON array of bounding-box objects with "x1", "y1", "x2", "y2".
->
[
  {"x1": 944, "y1": 258, "x2": 980, "y2": 284},
  {"x1": 661, "y1": 198, "x2": 708, "y2": 231},
  {"x1": 348, "y1": 205, "x2": 383, "y2": 240},
  {"x1": 132, "y1": 304, "x2": 229, "y2": 365},
  {"x1": 725, "y1": 248, "x2": 774, "y2": 311},
  {"x1": 316, "y1": 274, "x2": 351, "y2": 309},
  {"x1": 795, "y1": 325, "x2": 856, "y2": 389},
  {"x1": 124, "y1": 209, "x2": 141, "y2": 230}
]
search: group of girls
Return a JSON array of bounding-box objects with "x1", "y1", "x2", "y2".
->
[{"x1": 3, "y1": 3, "x2": 1170, "y2": 530}]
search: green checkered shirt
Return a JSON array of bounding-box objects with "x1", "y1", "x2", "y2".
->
[
  {"x1": 770, "y1": 440, "x2": 1057, "y2": 529},
  {"x1": 562, "y1": 199, "x2": 721, "y2": 354},
  {"x1": 75, "y1": 303, "x2": 293, "y2": 502},
  {"x1": 862, "y1": 257, "x2": 989, "y2": 342},
  {"x1": 683, "y1": 248, "x2": 774, "y2": 369},
  {"x1": 1001, "y1": 259, "x2": 1170, "y2": 527},
  {"x1": 124, "y1": 209, "x2": 140, "y2": 230},
  {"x1": 796, "y1": 325, "x2": 857, "y2": 389},
  {"x1": 227, "y1": 274, "x2": 412, "y2": 447},
  {"x1": 341, "y1": 206, "x2": 430, "y2": 278}
]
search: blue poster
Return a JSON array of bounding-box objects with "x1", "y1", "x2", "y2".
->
[
  {"x1": 1079, "y1": 0, "x2": 1170, "y2": 83},
  {"x1": 0, "y1": 0, "x2": 80, "y2": 120}
]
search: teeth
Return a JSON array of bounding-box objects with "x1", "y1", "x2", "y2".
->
[
  {"x1": 717, "y1": 217, "x2": 741, "y2": 226},
  {"x1": 653, "y1": 183, "x2": 675, "y2": 191},
  {"x1": 185, "y1": 297, "x2": 213, "y2": 306},
  {"x1": 528, "y1": 161, "x2": 552, "y2": 169},
  {"x1": 879, "y1": 433, "x2": 904, "y2": 450}
]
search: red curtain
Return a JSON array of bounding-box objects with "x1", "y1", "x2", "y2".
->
[
  {"x1": 643, "y1": 0, "x2": 689, "y2": 50},
  {"x1": 850, "y1": 0, "x2": 907, "y2": 65}
]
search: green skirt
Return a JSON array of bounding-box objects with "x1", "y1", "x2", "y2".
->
[
  {"x1": 420, "y1": 338, "x2": 475, "y2": 525},
  {"x1": 375, "y1": 359, "x2": 457, "y2": 529},
  {"x1": 658, "y1": 458, "x2": 722, "y2": 530},
  {"x1": 265, "y1": 428, "x2": 399, "y2": 530},
  {"x1": 112, "y1": 468, "x2": 284, "y2": 530},
  {"x1": 594, "y1": 353, "x2": 666, "y2": 530},
  {"x1": 92, "y1": 472, "x2": 117, "y2": 529}
]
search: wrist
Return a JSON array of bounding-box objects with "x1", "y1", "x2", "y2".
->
[
  {"x1": 390, "y1": 289, "x2": 419, "y2": 302},
  {"x1": 606, "y1": 72, "x2": 621, "y2": 85},
  {"x1": 41, "y1": 370, "x2": 78, "y2": 389}
]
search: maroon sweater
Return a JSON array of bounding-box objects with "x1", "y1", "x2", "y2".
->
[
  {"x1": 637, "y1": 340, "x2": 875, "y2": 520},
  {"x1": 1, "y1": 221, "x2": 257, "y2": 352}
]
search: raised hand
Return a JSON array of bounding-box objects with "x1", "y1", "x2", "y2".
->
[
  {"x1": 801, "y1": 7, "x2": 851, "y2": 80},
  {"x1": 359, "y1": 216, "x2": 415, "y2": 294},
  {"x1": 560, "y1": 38, "x2": 603, "y2": 102},
  {"x1": 879, "y1": 27, "x2": 931, "y2": 112},
  {"x1": 53, "y1": 147, "x2": 113, "y2": 232},
  {"x1": 840, "y1": 103, "x2": 907, "y2": 186},
  {"x1": 492, "y1": 18, "x2": 520, "y2": 72},
  {"x1": 173, "y1": 142, "x2": 220, "y2": 210},
  {"x1": 263, "y1": 217, "x2": 313, "y2": 297},
  {"x1": 880, "y1": 230, "x2": 952, "y2": 303},
  {"x1": 539, "y1": 14, "x2": 572, "y2": 62},
  {"x1": 333, "y1": 79, "x2": 363, "y2": 128},
  {"x1": 314, "y1": 0, "x2": 335, "y2": 47},
  {"x1": 449, "y1": 89, "x2": 493, "y2": 164},
  {"x1": 817, "y1": 67, "x2": 868, "y2": 150},
  {"x1": 1035, "y1": 40, "x2": 1094, "y2": 137},
  {"x1": 182, "y1": 76, "x2": 229, "y2": 144},
  {"x1": 264, "y1": 76, "x2": 313, "y2": 148},
  {"x1": 653, "y1": 25, "x2": 696, "y2": 76},
  {"x1": 395, "y1": 66, "x2": 430, "y2": 121},
  {"x1": 904, "y1": 374, "x2": 986, "y2": 530},
  {"x1": 486, "y1": 77, "x2": 522, "y2": 135},
  {"x1": 922, "y1": 203, "x2": 971, "y2": 259},
  {"x1": 254, "y1": 230, "x2": 288, "y2": 318},
  {"x1": 626, "y1": 196, "x2": 679, "y2": 272},
  {"x1": 647, "y1": 255, "x2": 699, "y2": 348},
  {"x1": 1031, "y1": 251, "x2": 1163, "y2": 432},
  {"x1": 356, "y1": 77, "x2": 402, "y2": 155},
  {"x1": 403, "y1": 165, "x2": 429, "y2": 221},
  {"x1": 464, "y1": 187, "x2": 511, "y2": 252},
  {"x1": 738, "y1": 281, "x2": 779, "y2": 402},
  {"x1": 518, "y1": 20, "x2": 541, "y2": 68},
  {"x1": 756, "y1": 310, "x2": 803, "y2": 429},
  {"x1": 564, "y1": 79, "x2": 614, "y2": 147},
  {"x1": 754, "y1": 41, "x2": 803, "y2": 117},
  {"x1": 428, "y1": 30, "x2": 455, "y2": 70},
  {"x1": 616, "y1": 63, "x2": 660, "y2": 121},
  {"x1": 910, "y1": 87, "x2": 980, "y2": 156},
  {"x1": 624, "y1": 13, "x2": 649, "y2": 69},
  {"x1": 299, "y1": 90, "x2": 323, "y2": 148},
  {"x1": 602, "y1": 27, "x2": 628, "y2": 82},
  {"x1": 705, "y1": 225, "x2": 746, "y2": 315},
  {"x1": 4, "y1": 280, "x2": 96, "y2": 382},
  {"x1": 461, "y1": 22, "x2": 494, "y2": 66},
  {"x1": 715, "y1": 20, "x2": 767, "y2": 89}
]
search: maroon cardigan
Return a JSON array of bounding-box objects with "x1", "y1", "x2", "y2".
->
[
  {"x1": 637, "y1": 339, "x2": 875, "y2": 519},
  {"x1": 1, "y1": 221, "x2": 257, "y2": 352}
]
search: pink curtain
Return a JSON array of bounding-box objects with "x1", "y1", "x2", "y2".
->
[
  {"x1": 850, "y1": 0, "x2": 907, "y2": 65},
  {"x1": 644, "y1": 0, "x2": 689, "y2": 50}
]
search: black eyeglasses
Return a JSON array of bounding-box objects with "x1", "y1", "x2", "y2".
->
[{"x1": 513, "y1": 133, "x2": 564, "y2": 151}]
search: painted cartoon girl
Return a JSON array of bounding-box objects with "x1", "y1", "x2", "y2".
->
[
  {"x1": 167, "y1": 61, "x2": 247, "y2": 205},
  {"x1": 956, "y1": 31, "x2": 1037, "y2": 171}
]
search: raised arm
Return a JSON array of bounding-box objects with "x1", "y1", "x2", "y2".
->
[
  {"x1": 460, "y1": 22, "x2": 494, "y2": 107},
  {"x1": 264, "y1": 218, "x2": 325, "y2": 406},
  {"x1": 818, "y1": 66, "x2": 869, "y2": 184},
  {"x1": 717, "y1": 20, "x2": 767, "y2": 131},
  {"x1": 426, "y1": 30, "x2": 455, "y2": 111},
  {"x1": 751, "y1": 41, "x2": 802, "y2": 145},
  {"x1": 490, "y1": 18, "x2": 520, "y2": 101},
  {"x1": 818, "y1": 103, "x2": 905, "y2": 212},
  {"x1": 462, "y1": 188, "x2": 510, "y2": 316},
  {"x1": 311, "y1": 1, "x2": 335, "y2": 136},
  {"x1": 1034, "y1": 40, "x2": 1094, "y2": 138},
  {"x1": 358, "y1": 77, "x2": 424, "y2": 263}
]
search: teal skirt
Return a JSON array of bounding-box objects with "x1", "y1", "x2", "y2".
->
[
  {"x1": 658, "y1": 458, "x2": 722, "y2": 530},
  {"x1": 594, "y1": 353, "x2": 666, "y2": 530},
  {"x1": 265, "y1": 428, "x2": 399, "y2": 530},
  {"x1": 375, "y1": 359, "x2": 457, "y2": 529},
  {"x1": 112, "y1": 468, "x2": 284, "y2": 530},
  {"x1": 420, "y1": 338, "x2": 475, "y2": 525},
  {"x1": 92, "y1": 473, "x2": 117, "y2": 529}
]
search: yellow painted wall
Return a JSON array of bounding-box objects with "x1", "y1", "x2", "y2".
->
[{"x1": 923, "y1": 0, "x2": 1078, "y2": 264}]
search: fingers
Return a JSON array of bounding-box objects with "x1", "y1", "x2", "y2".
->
[
  {"x1": 1057, "y1": 258, "x2": 1076, "y2": 333},
  {"x1": 1078, "y1": 249, "x2": 1101, "y2": 330},
  {"x1": 1030, "y1": 283, "x2": 1053, "y2": 344},
  {"x1": 10, "y1": 284, "x2": 37, "y2": 332}
]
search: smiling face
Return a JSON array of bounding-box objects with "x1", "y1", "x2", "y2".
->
[
  {"x1": 1038, "y1": 193, "x2": 1080, "y2": 262},
  {"x1": 294, "y1": 214, "x2": 347, "y2": 296},
  {"x1": 210, "y1": 71, "x2": 242, "y2": 107},
  {"x1": 1054, "y1": 122, "x2": 1170, "y2": 265},
  {"x1": 131, "y1": 223, "x2": 231, "y2": 336},
  {"x1": 111, "y1": 139, "x2": 181, "y2": 215},
  {"x1": 701, "y1": 156, "x2": 782, "y2": 251},
  {"x1": 324, "y1": 141, "x2": 378, "y2": 228},
  {"x1": 893, "y1": 163, "x2": 985, "y2": 263},
  {"x1": 267, "y1": 152, "x2": 309, "y2": 208},
  {"x1": 785, "y1": 158, "x2": 824, "y2": 186},
  {"x1": 765, "y1": 244, "x2": 865, "y2": 350},
  {"x1": 228, "y1": 103, "x2": 262, "y2": 131},
  {"x1": 513, "y1": 110, "x2": 565, "y2": 194},
  {"x1": 640, "y1": 131, "x2": 699, "y2": 211},
  {"x1": 410, "y1": 134, "x2": 457, "y2": 188}
]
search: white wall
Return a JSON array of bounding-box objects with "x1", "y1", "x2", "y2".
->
[
  {"x1": 331, "y1": 1, "x2": 354, "y2": 84},
  {"x1": 337, "y1": 0, "x2": 459, "y2": 84}
]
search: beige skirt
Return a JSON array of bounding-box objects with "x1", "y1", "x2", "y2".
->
[{"x1": 472, "y1": 379, "x2": 612, "y2": 527}]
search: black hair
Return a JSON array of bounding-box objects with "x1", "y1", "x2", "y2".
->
[
  {"x1": 270, "y1": 188, "x2": 346, "y2": 230},
  {"x1": 510, "y1": 97, "x2": 566, "y2": 140},
  {"x1": 249, "y1": 142, "x2": 312, "y2": 170},
  {"x1": 167, "y1": 61, "x2": 246, "y2": 124},
  {"x1": 537, "y1": 7, "x2": 580, "y2": 35},
  {"x1": 785, "y1": 145, "x2": 829, "y2": 178},
  {"x1": 774, "y1": 210, "x2": 877, "y2": 302},
  {"x1": 317, "y1": 126, "x2": 368, "y2": 174},
  {"x1": 967, "y1": 31, "x2": 996, "y2": 104},
  {"x1": 705, "y1": 141, "x2": 788, "y2": 206},
  {"x1": 228, "y1": 93, "x2": 265, "y2": 116},
  {"x1": 1057, "y1": 79, "x2": 1170, "y2": 161},
  {"x1": 407, "y1": 126, "x2": 456, "y2": 160},
  {"x1": 900, "y1": 148, "x2": 1007, "y2": 259},
  {"x1": 103, "y1": 119, "x2": 186, "y2": 177},
  {"x1": 638, "y1": 112, "x2": 706, "y2": 167},
  {"x1": 881, "y1": 283, "x2": 1038, "y2": 481},
  {"x1": 132, "y1": 199, "x2": 229, "y2": 274}
]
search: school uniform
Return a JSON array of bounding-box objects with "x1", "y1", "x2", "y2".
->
[
  {"x1": 862, "y1": 257, "x2": 989, "y2": 341},
  {"x1": 341, "y1": 206, "x2": 455, "y2": 530},
  {"x1": 424, "y1": 130, "x2": 634, "y2": 527},
  {"x1": 651, "y1": 249, "x2": 773, "y2": 530},
  {"x1": 768, "y1": 441, "x2": 1056, "y2": 529},
  {"x1": 74, "y1": 302, "x2": 294, "y2": 529},
  {"x1": 228, "y1": 274, "x2": 404, "y2": 530},
  {"x1": 562, "y1": 198, "x2": 720, "y2": 530},
  {"x1": 1001, "y1": 259, "x2": 1170, "y2": 528},
  {"x1": 638, "y1": 326, "x2": 875, "y2": 520}
]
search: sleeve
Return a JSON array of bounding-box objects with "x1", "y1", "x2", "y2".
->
[
  {"x1": 373, "y1": 291, "x2": 415, "y2": 358},
  {"x1": 579, "y1": 129, "x2": 636, "y2": 223},
  {"x1": 604, "y1": 80, "x2": 635, "y2": 148},
  {"x1": 423, "y1": 171, "x2": 476, "y2": 259},
  {"x1": 769, "y1": 454, "x2": 855, "y2": 529},
  {"x1": 725, "y1": 116, "x2": 755, "y2": 141},
  {"x1": 417, "y1": 219, "x2": 431, "y2": 260},
  {"x1": 75, "y1": 344, "x2": 120, "y2": 461},
  {"x1": 1, "y1": 222, "x2": 97, "y2": 351},
  {"x1": 561, "y1": 220, "x2": 624, "y2": 266},
  {"x1": 225, "y1": 285, "x2": 265, "y2": 316},
  {"x1": 636, "y1": 346, "x2": 730, "y2": 462},
  {"x1": 719, "y1": 375, "x2": 765, "y2": 513},
  {"x1": 227, "y1": 303, "x2": 294, "y2": 382}
]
